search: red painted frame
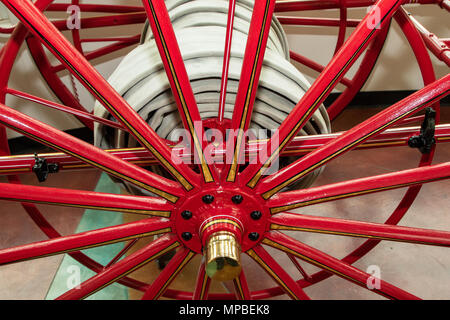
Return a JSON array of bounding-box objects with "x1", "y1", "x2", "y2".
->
[{"x1": 0, "y1": 0, "x2": 447, "y2": 300}]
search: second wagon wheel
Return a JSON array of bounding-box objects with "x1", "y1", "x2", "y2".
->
[{"x1": 0, "y1": 0, "x2": 448, "y2": 300}]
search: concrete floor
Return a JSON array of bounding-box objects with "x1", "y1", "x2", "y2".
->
[{"x1": 0, "y1": 106, "x2": 449, "y2": 300}]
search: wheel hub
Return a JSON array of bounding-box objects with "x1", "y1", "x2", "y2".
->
[{"x1": 173, "y1": 186, "x2": 269, "y2": 280}]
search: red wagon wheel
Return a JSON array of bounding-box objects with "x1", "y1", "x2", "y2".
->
[{"x1": 0, "y1": 0, "x2": 449, "y2": 300}]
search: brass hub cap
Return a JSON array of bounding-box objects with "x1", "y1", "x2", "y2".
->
[{"x1": 205, "y1": 231, "x2": 242, "y2": 281}]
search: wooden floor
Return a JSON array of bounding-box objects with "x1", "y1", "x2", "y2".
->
[{"x1": 0, "y1": 106, "x2": 449, "y2": 300}]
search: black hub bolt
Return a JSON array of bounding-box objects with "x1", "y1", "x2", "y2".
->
[
  {"x1": 231, "y1": 195, "x2": 243, "y2": 204},
  {"x1": 250, "y1": 211, "x2": 262, "y2": 220},
  {"x1": 248, "y1": 232, "x2": 259, "y2": 241},
  {"x1": 181, "y1": 210, "x2": 193, "y2": 220},
  {"x1": 182, "y1": 232, "x2": 192, "y2": 241},
  {"x1": 202, "y1": 194, "x2": 214, "y2": 204}
]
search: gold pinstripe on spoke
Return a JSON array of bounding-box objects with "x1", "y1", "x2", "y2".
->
[
  {"x1": 227, "y1": 0, "x2": 272, "y2": 182},
  {"x1": 147, "y1": 0, "x2": 213, "y2": 184}
]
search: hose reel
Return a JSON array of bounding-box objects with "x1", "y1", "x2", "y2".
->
[{"x1": 94, "y1": 0, "x2": 331, "y2": 194}]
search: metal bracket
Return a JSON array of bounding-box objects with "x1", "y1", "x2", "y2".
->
[
  {"x1": 32, "y1": 154, "x2": 59, "y2": 182},
  {"x1": 408, "y1": 107, "x2": 436, "y2": 154}
]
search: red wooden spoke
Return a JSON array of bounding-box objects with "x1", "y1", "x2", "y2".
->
[
  {"x1": 247, "y1": 245, "x2": 310, "y2": 300},
  {"x1": 287, "y1": 151, "x2": 443, "y2": 295},
  {"x1": 141, "y1": 248, "x2": 195, "y2": 300},
  {"x1": 264, "y1": 232, "x2": 420, "y2": 300},
  {"x1": 0, "y1": 102, "x2": 184, "y2": 203},
  {"x1": 193, "y1": 263, "x2": 211, "y2": 300},
  {"x1": 37, "y1": 7, "x2": 137, "y2": 111},
  {"x1": 326, "y1": 22, "x2": 390, "y2": 120},
  {"x1": 51, "y1": 13, "x2": 147, "y2": 32},
  {"x1": 289, "y1": 51, "x2": 353, "y2": 87},
  {"x1": 225, "y1": 0, "x2": 276, "y2": 183},
  {"x1": 256, "y1": 74, "x2": 450, "y2": 199},
  {"x1": 57, "y1": 234, "x2": 180, "y2": 300},
  {"x1": 233, "y1": 270, "x2": 251, "y2": 300},
  {"x1": 274, "y1": 0, "x2": 437, "y2": 12},
  {"x1": 277, "y1": 124, "x2": 450, "y2": 156},
  {"x1": 274, "y1": 0, "x2": 378, "y2": 12},
  {"x1": 389, "y1": 7, "x2": 440, "y2": 125},
  {"x1": 0, "y1": 125, "x2": 150, "y2": 292},
  {"x1": 81, "y1": 36, "x2": 141, "y2": 60},
  {"x1": 407, "y1": 11, "x2": 450, "y2": 67},
  {"x1": 268, "y1": 161, "x2": 450, "y2": 214},
  {"x1": 242, "y1": 0, "x2": 404, "y2": 187},
  {"x1": 217, "y1": 0, "x2": 237, "y2": 124},
  {"x1": 270, "y1": 212, "x2": 450, "y2": 247},
  {"x1": 8, "y1": 187, "x2": 152, "y2": 293},
  {"x1": 105, "y1": 239, "x2": 140, "y2": 269},
  {"x1": 0, "y1": 182, "x2": 173, "y2": 218},
  {"x1": 287, "y1": 254, "x2": 311, "y2": 282},
  {"x1": 52, "y1": 36, "x2": 142, "y2": 73},
  {"x1": 0, "y1": 0, "x2": 447, "y2": 301},
  {"x1": 5, "y1": 88, "x2": 125, "y2": 130},
  {"x1": 26, "y1": 35, "x2": 94, "y2": 130},
  {"x1": 1, "y1": 123, "x2": 449, "y2": 177},
  {"x1": 70, "y1": 0, "x2": 83, "y2": 55},
  {"x1": 4, "y1": 0, "x2": 199, "y2": 191},
  {"x1": 250, "y1": 193, "x2": 435, "y2": 301},
  {"x1": 334, "y1": 0, "x2": 348, "y2": 55},
  {"x1": 80, "y1": 36, "x2": 141, "y2": 43},
  {"x1": 394, "y1": 115, "x2": 425, "y2": 127},
  {"x1": 0, "y1": 218, "x2": 171, "y2": 266},
  {"x1": 46, "y1": 3, "x2": 144, "y2": 13},
  {"x1": 163, "y1": 289, "x2": 232, "y2": 300},
  {"x1": 286, "y1": 6, "x2": 437, "y2": 123},
  {"x1": 395, "y1": 8, "x2": 438, "y2": 91},
  {"x1": 141, "y1": 0, "x2": 216, "y2": 184},
  {"x1": 277, "y1": 16, "x2": 360, "y2": 28}
]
